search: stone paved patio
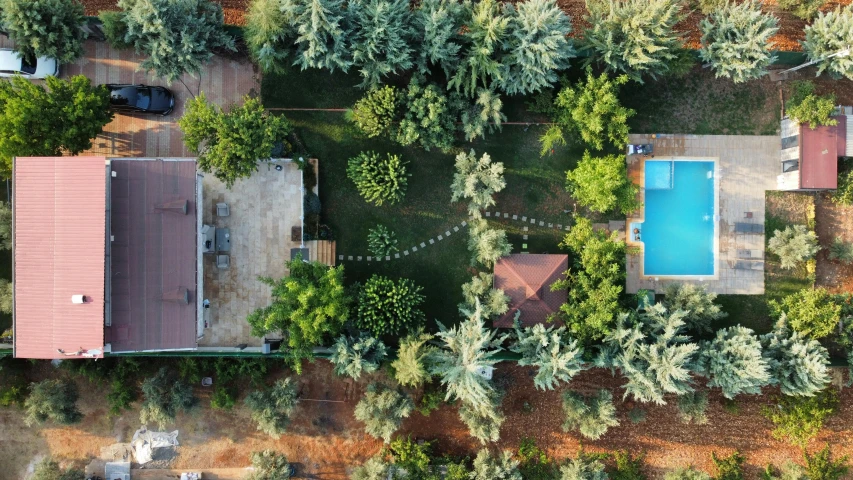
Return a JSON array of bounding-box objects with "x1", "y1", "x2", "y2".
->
[
  {"x1": 626, "y1": 134, "x2": 779, "y2": 295},
  {"x1": 199, "y1": 161, "x2": 303, "y2": 347}
]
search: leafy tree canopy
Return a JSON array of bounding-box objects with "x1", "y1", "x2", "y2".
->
[
  {"x1": 118, "y1": 0, "x2": 236, "y2": 81},
  {"x1": 247, "y1": 258, "x2": 352, "y2": 370},
  {"x1": 566, "y1": 150, "x2": 640, "y2": 215},
  {"x1": 248, "y1": 450, "x2": 292, "y2": 480},
  {"x1": 786, "y1": 81, "x2": 838, "y2": 129},
  {"x1": 0, "y1": 75, "x2": 112, "y2": 177},
  {"x1": 139, "y1": 367, "x2": 197, "y2": 429},
  {"x1": 357, "y1": 275, "x2": 426, "y2": 336},
  {"x1": 769, "y1": 288, "x2": 841, "y2": 339},
  {"x1": 761, "y1": 388, "x2": 839, "y2": 447},
  {"x1": 245, "y1": 377, "x2": 300, "y2": 438},
  {"x1": 349, "y1": 85, "x2": 400, "y2": 138},
  {"x1": 395, "y1": 75, "x2": 460, "y2": 151},
  {"x1": 349, "y1": 0, "x2": 416, "y2": 88},
  {"x1": 330, "y1": 333, "x2": 388, "y2": 380},
  {"x1": 24, "y1": 379, "x2": 82, "y2": 426},
  {"x1": 0, "y1": 0, "x2": 86, "y2": 64},
  {"x1": 346, "y1": 150, "x2": 409, "y2": 206},
  {"x1": 767, "y1": 225, "x2": 819, "y2": 270},
  {"x1": 450, "y1": 149, "x2": 506, "y2": 217}
]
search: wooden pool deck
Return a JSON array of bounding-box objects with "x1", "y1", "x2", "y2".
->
[{"x1": 626, "y1": 134, "x2": 779, "y2": 295}]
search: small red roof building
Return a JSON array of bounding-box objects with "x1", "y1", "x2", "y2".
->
[{"x1": 492, "y1": 254, "x2": 568, "y2": 328}]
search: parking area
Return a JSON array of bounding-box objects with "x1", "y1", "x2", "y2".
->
[{"x1": 0, "y1": 37, "x2": 260, "y2": 158}]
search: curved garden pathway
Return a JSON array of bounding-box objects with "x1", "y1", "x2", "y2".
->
[{"x1": 336, "y1": 210, "x2": 574, "y2": 262}]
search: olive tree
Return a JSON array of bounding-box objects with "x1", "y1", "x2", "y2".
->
[
  {"x1": 245, "y1": 378, "x2": 300, "y2": 438},
  {"x1": 699, "y1": 0, "x2": 778, "y2": 83},
  {"x1": 354, "y1": 383, "x2": 414, "y2": 442},
  {"x1": 24, "y1": 380, "x2": 82, "y2": 426},
  {"x1": 0, "y1": 0, "x2": 86, "y2": 64},
  {"x1": 139, "y1": 367, "x2": 197, "y2": 429},
  {"x1": 329, "y1": 333, "x2": 388, "y2": 380}
]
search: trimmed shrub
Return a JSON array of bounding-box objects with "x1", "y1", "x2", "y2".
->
[
  {"x1": 779, "y1": 0, "x2": 826, "y2": 21},
  {"x1": 357, "y1": 275, "x2": 426, "y2": 336},
  {"x1": 347, "y1": 151, "x2": 409, "y2": 206},
  {"x1": 769, "y1": 288, "x2": 841, "y2": 339},
  {"x1": 561, "y1": 389, "x2": 619, "y2": 440},
  {"x1": 767, "y1": 225, "x2": 819, "y2": 269},
  {"x1": 712, "y1": 451, "x2": 745, "y2": 480},
  {"x1": 677, "y1": 391, "x2": 709, "y2": 425},
  {"x1": 354, "y1": 383, "x2": 414, "y2": 442},
  {"x1": 367, "y1": 225, "x2": 399, "y2": 258},
  {"x1": 350, "y1": 86, "x2": 399, "y2": 138},
  {"x1": 829, "y1": 237, "x2": 853, "y2": 264},
  {"x1": 761, "y1": 318, "x2": 831, "y2": 397},
  {"x1": 802, "y1": 6, "x2": 853, "y2": 80},
  {"x1": 329, "y1": 333, "x2": 388, "y2": 380},
  {"x1": 663, "y1": 283, "x2": 727, "y2": 334},
  {"x1": 762, "y1": 388, "x2": 839, "y2": 447}
]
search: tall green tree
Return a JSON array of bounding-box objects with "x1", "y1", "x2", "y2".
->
[
  {"x1": 0, "y1": 201, "x2": 12, "y2": 250},
  {"x1": 346, "y1": 151, "x2": 409, "y2": 206},
  {"x1": 392, "y1": 330, "x2": 436, "y2": 388},
  {"x1": 450, "y1": 149, "x2": 506, "y2": 217},
  {"x1": 802, "y1": 6, "x2": 853, "y2": 80},
  {"x1": 247, "y1": 450, "x2": 292, "y2": 480},
  {"x1": 461, "y1": 89, "x2": 506, "y2": 142},
  {"x1": 0, "y1": 75, "x2": 112, "y2": 177},
  {"x1": 761, "y1": 316, "x2": 831, "y2": 397},
  {"x1": 541, "y1": 68, "x2": 635, "y2": 154},
  {"x1": 449, "y1": 0, "x2": 509, "y2": 97},
  {"x1": 696, "y1": 326, "x2": 770, "y2": 399},
  {"x1": 561, "y1": 389, "x2": 619, "y2": 440},
  {"x1": 467, "y1": 218, "x2": 512, "y2": 267},
  {"x1": 354, "y1": 383, "x2": 414, "y2": 443},
  {"x1": 662, "y1": 283, "x2": 727, "y2": 334},
  {"x1": 582, "y1": 0, "x2": 684, "y2": 82},
  {"x1": 597, "y1": 305, "x2": 699, "y2": 405},
  {"x1": 245, "y1": 378, "x2": 300, "y2": 438},
  {"x1": 698, "y1": 0, "x2": 778, "y2": 83},
  {"x1": 117, "y1": 0, "x2": 236, "y2": 81},
  {"x1": 414, "y1": 0, "x2": 464, "y2": 76},
  {"x1": 247, "y1": 258, "x2": 352, "y2": 371},
  {"x1": 24, "y1": 380, "x2": 82, "y2": 426},
  {"x1": 349, "y1": 86, "x2": 399, "y2": 138},
  {"x1": 0, "y1": 0, "x2": 86, "y2": 64},
  {"x1": 552, "y1": 217, "x2": 626, "y2": 343},
  {"x1": 31, "y1": 458, "x2": 84, "y2": 480},
  {"x1": 395, "y1": 75, "x2": 459, "y2": 151},
  {"x1": 767, "y1": 225, "x2": 819, "y2": 270},
  {"x1": 180, "y1": 93, "x2": 291, "y2": 188},
  {"x1": 566, "y1": 151, "x2": 640, "y2": 215},
  {"x1": 139, "y1": 367, "x2": 197, "y2": 429},
  {"x1": 245, "y1": 0, "x2": 295, "y2": 74},
  {"x1": 501, "y1": 0, "x2": 575, "y2": 95},
  {"x1": 285, "y1": 0, "x2": 352, "y2": 72},
  {"x1": 786, "y1": 81, "x2": 838, "y2": 129},
  {"x1": 512, "y1": 324, "x2": 586, "y2": 391},
  {"x1": 769, "y1": 288, "x2": 841, "y2": 340},
  {"x1": 349, "y1": 0, "x2": 415, "y2": 88},
  {"x1": 329, "y1": 333, "x2": 388, "y2": 380},
  {"x1": 357, "y1": 275, "x2": 426, "y2": 336}
]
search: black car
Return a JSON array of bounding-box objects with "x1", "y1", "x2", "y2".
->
[{"x1": 106, "y1": 84, "x2": 176, "y2": 115}]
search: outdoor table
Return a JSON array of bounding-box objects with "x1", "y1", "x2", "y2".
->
[{"x1": 216, "y1": 228, "x2": 231, "y2": 252}]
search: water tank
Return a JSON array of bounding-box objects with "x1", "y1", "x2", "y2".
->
[{"x1": 71, "y1": 295, "x2": 85, "y2": 304}]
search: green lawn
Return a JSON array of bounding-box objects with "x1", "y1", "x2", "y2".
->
[{"x1": 270, "y1": 91, "x2": 580, "y2": 323}]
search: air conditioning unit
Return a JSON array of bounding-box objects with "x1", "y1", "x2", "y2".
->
[{"x1": 71, "y1": 295, "x2": 85, "y2": 304}]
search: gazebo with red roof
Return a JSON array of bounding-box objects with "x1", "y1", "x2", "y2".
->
[{"x1": 492, "y1": 254, "x2": 568, "y2": 328}]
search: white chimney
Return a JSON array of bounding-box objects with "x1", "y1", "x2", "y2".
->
[{"x1": 71, "y1": 295, "x2": 85, "y2": 304}]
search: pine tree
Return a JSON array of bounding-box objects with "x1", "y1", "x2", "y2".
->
[
  {"x1": 697, "y1": 326, "x2": 771, "y2": 399},
  {"x1": 349, "y1": 85, "x2": 400, "y2": 138},
  {"x1": 245, "y1": 378, "x2": 300, "y2": 438},
  {"x1": 471, "y1": 449, "x2": 522, "y2": 480},
  {"x1": 597, "y1": 305, "x2": 699, "y2": 405},
  {"x1": 561, "y1": 389, "x2": 619, "y2": 440},
  {"x1": 118, "y1": 0, "x2": 236, "y2": 82},
  {"x1": 767, "y1": 225, "x2": 819, "y2": 270},
  {"x1": 461, "y1": 89, "x2": 507, "y2": 142},
  {"x1": 392, "y1": 330, "x2": 436, "y2": 388},
  {"x1": 582, "y1": 0, "x2": 684, "y2": 82},
  {"x1": 460, "y1": 272, "x2": 510, "y2": 319},
  {"x1": 329, "y1": 333, "x2": 388, "y2": 380},
  {"x1": 346, "y1": 151, "x2": 409, "y2": 206},
  {"x1": 501, "y1": 0, "x2": 575, "y2": 95},
  {"x1": 414, "y1": 0, "x2": 464, "y2": 76},
  {"x1": 698, "y1": 0, "x2": 778, "y2": 83},
  {"x1": 245, "y1": 0, "x2": 295, "y2": 74},
  {"x1": 802, "y1": 6, "x2": 853, "y2": 80},
  {"x1": 677, "y1": 391, "x2": 708, "y2": 425},
  {"x1": 24, "y1": 380, "x2": 82, "y2": 426},
  {"x1": 395, "y1": 75, "x2": 459, "y2": 152},
  {"x1": 449, "y1": 0, "x2": 509, "y2": 97},
  {"x1": 0, "y1": 0, "x2": 86, "y2": 64},
  {"x1": 285, "y1": 0, "x2": 352, "y2": 72},
  {"x1": 354, "y1": 383, "x2": 414, "y2": 443},
  {"x1": 662, "y1": 283, "x2": 727, "y2": 334},
  {"x1": 467, "y1": 218, "x2": 512, "y2": 267},
  {"x1": 357, "y1": 275, "x2": 426, "y2": 336},
  {"x1": 350, "y1": 0, "x2": 416, "y2": 88},
  {"x1": 761, "y1": 316, "x2": 831, "y2": 397},
  {"x1": 559, "y1": 455, "x2": 609, "y2": 480},
  {"x1": 428, "y1": 305, "x2": 505, "y2": 410},
  {"x1": 512, "y1": 324, "x2": 586, "y2": 391},
  {"x1": 450, "y1": 149, "x2": 506, "y2": 217}
]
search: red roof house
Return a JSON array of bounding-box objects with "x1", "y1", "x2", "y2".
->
[
  {"x1": 493, "y1": 254, "x2": 568, "y2": 328},
  {"x1": 13, "y1": 157, "x2": 107, "y2": 359},
  {"x1": 778, "y1": 113, "x2": 853, "y2": 191}
]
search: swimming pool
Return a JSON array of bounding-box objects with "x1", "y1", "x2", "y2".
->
[{"x1": 641, "y1": 160, "x2": 716, "y2": 276}]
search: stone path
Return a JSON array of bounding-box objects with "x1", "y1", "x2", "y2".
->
[{"x1": 337, "y1": 211, "x2": 572, "y2": 262}]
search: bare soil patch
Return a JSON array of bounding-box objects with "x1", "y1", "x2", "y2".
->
[{"x1": 815, "y1": 193, "x2": 853, "y2": 293}]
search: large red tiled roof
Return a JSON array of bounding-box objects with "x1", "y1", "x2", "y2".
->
[
  {"x1": 13, "y1": 156, "x2": 107, "y2": 359},
  {"x1": 493, "y1": 254, "x2": 568, "y2": 328}
]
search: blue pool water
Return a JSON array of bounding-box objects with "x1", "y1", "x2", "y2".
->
[{"x1": 642, "y1": 161, "x2": 715, "y2": 276}]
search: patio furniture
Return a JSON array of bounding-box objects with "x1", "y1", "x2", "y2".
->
[
  {"x1": 734, "y1": 222, "x2": 764, "y2": 234},
  {"x1": 734, "y1": 260, "x2": 764, "y2": 270},
  {"x1": 216, "y1": 202, "x2": 230, "y2": 217},
  {"x1": 201, "y1": 224, "x2": 216, "y2": 253},
  {"x1": 737, "y1": 249, "x2": 762, "y2": 259},
  {"x1": 216, "y1": 254, "x2": 230, "y2": 269},
  {"x1": 201, "y1": 377, "x2": 213, "y2": 387},
  {"x1": 216, "y1": 228, "x2": 231, "y2": 252},
  {"x1": 627, "y1": 144, "x2": 654, "y2": 155}
]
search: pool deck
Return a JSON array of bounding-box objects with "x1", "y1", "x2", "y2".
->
[{"x1": 626, "y1": 134, "x2": 779, "y2": 295}]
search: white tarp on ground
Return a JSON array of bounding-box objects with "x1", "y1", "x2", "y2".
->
[{"x1": 131, "y1": 427, "x2": 179, "y2": 464}]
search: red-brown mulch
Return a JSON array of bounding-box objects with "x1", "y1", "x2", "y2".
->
[
  {"x1": 815, "y1": 193, "x2": 853, "y2": 293},
  {"x1": 85, "y1": 0, "x2": 851, "y2": 48}
]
